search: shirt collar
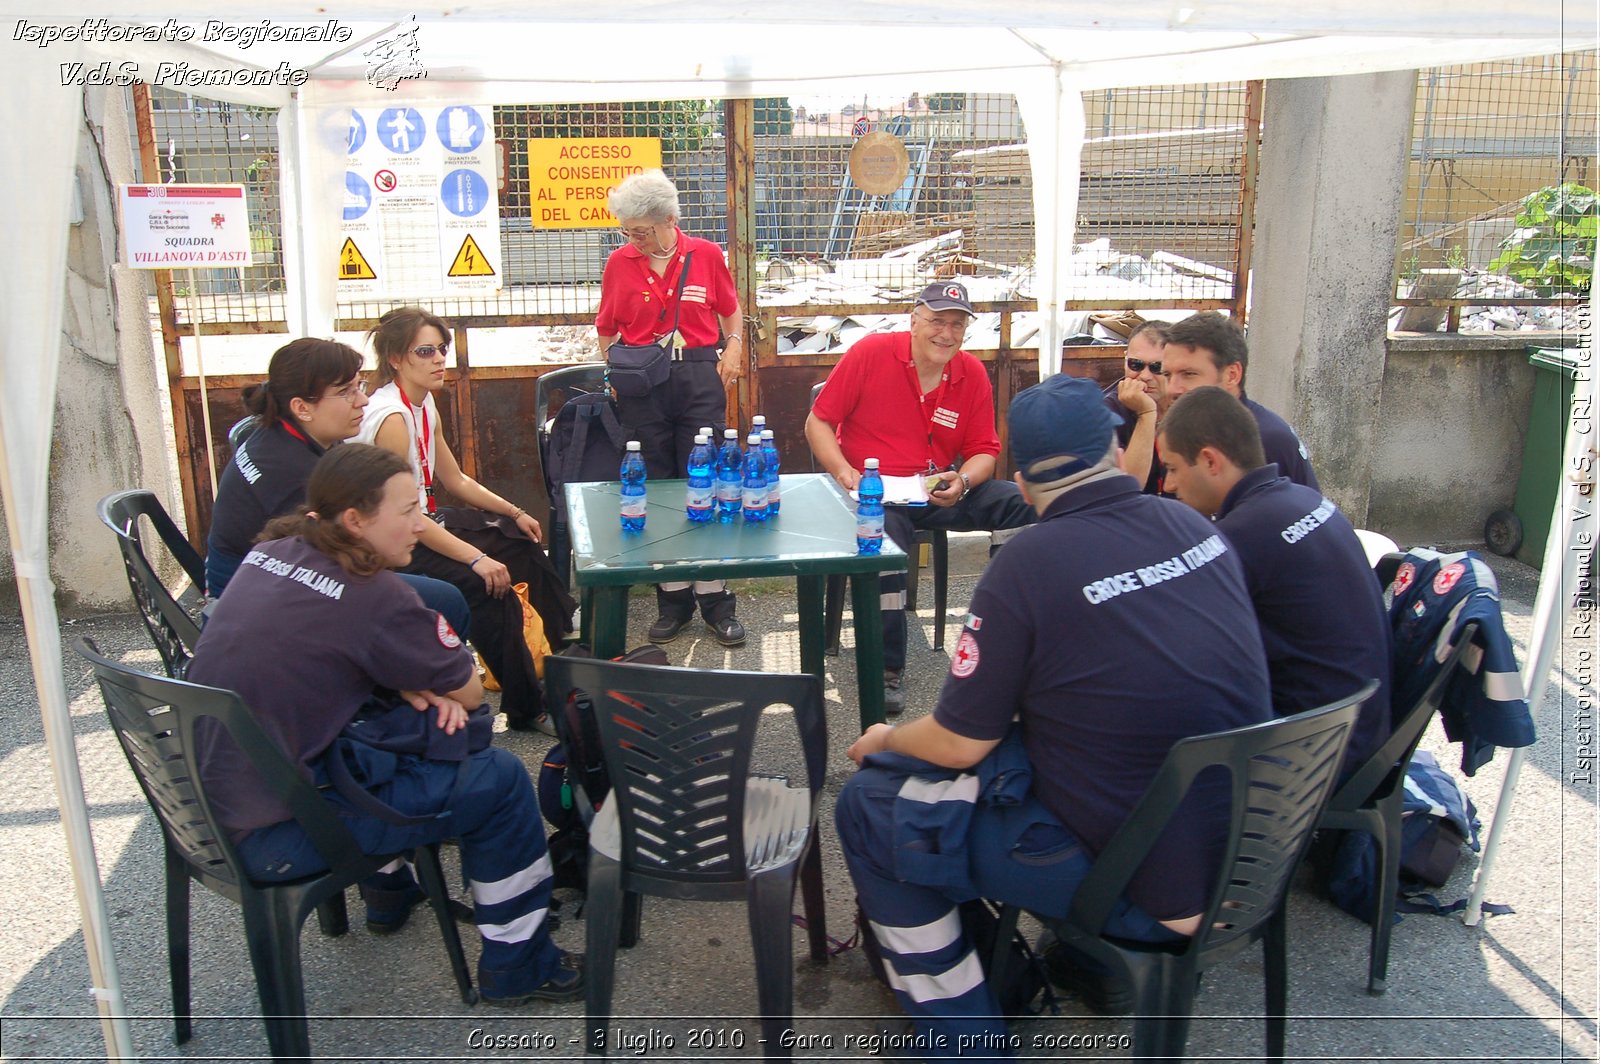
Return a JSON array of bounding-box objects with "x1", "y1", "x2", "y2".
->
[
  {"x1": 1038, "y1": 472, "x2": 1142, "y2": 520},
  {"x1": 1216, "y1": 463, "x2": 1283, "y2": 520}
]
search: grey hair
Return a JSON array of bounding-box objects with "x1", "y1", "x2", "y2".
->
[{"x1": 608, "y1": 170, "x2": 681, "y2": 224}]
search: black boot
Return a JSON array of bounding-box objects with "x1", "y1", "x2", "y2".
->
[
  {"x1": 697, "y1": 589, "x2": 746, "y2": 647},
  {"x1": 648, "y1": 587, "x2": 696, "y2": 644}
]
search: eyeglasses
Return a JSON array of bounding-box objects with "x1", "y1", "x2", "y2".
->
[
  {"x1": 913, "y1": 311, "x2": 968, "y2": 335},
  {"x1": 618, "y1": 225, "x2": 656, "y2": 240},
  {"x1": 313, "y1": 379, "x2": 368, "y2": 403},
  {"x1": 410, "y1": 343, "x2": 449, "y2": 359},
  {"x1": 1126, "y1": 356, "x2": 1163, "y2": 375}
]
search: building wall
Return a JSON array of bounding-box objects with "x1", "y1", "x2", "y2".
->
[
  {"x1": 0, "y1": 86, "x2": 176, "y2": 615},
  {"x1": 1368, "y1": 334, "x2": 1542, "y2": 548}
]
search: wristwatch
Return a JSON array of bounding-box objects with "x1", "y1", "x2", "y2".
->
[{"x1": 958, "y1": 471, "x2": 972, "y2": 497}]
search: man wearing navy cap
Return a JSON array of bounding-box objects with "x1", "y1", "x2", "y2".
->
[
  {"x1": 1159, "y1": 386, "x2": 1391, "y2": 773},
  {"x1": 1162, "y1": 311, "x2": 1320, "y2": 490},
  {"x1": 835, "y1": 374, "x2": 1272, "y2": 1055},
  {"x1": 807, "y1": 281, "x2": 1035, "y2": 714}
]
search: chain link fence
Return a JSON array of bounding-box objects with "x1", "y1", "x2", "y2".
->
[{"x1": 1394, "y1": 51, "x2": 1596, "y2": 332}]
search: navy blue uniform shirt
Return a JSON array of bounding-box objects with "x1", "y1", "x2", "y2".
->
[
  {"x1": 206, "y1": 421, "x2": 325, "y2": 597},
  {"x1": 1214, "y1": 464, "x2": 1392, "y2": 771},
  {"x1": 1242, "y1": 396, "x2": 1319, "y2": 491},
  {"x1": 934, "y1": 473, "x2": 1271, "y2": 921}
]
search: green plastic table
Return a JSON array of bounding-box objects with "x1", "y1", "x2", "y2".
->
[{"x1": 565, "y1": 472, "x2": 907, "y2": 728}]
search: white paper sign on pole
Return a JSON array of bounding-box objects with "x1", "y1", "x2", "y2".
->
[
  {"x1": 339, "y1": 104, "x2": 502, "y2": 298},
  {"x1": 120, "y1": 184, "x2": 252, "y2": 269}
]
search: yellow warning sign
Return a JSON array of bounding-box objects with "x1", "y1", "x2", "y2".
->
[
  {"x1": 447, "y1": 234, "x2": 496, "y2": 278},
  {"x1": 338, "y1": 238, "x2": 376, "y2": 281}
]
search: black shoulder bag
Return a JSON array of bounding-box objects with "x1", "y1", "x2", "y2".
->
[{"x1": 606, "y1": 251, "x2": 694, "y2": 398}]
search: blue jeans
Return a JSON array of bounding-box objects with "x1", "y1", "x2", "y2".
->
[{"x1": 235, "y1": 746, "x2": 560, "y2": 998}]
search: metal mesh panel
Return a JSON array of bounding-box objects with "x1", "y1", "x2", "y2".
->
[
  {"x1": 756, "y1": 88, "x2": 1248, "y2": 354},
  {"x1": 335, "y1": 99, "x2": 726, "y2": 329},
  {"x1": 1395, "y1": 52, "x2": 1597, "y2": 331},
  {"x1": 146, "y1": 87, "x2": 286, "y2": 321}
]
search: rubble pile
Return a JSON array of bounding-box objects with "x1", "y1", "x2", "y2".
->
[{"x1": 1391, "y1": 269, "x2": 1587, "y2": 333}]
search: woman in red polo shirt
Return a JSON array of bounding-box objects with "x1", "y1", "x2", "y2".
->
[{"x1": 595, "y1": 169, "x2": 746, "y2": 647}]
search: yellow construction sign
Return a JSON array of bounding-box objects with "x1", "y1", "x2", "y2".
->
[
  {"x1": 338, "y1": 237, "x2": 376, "y2": 281},
  {"x1": 447, "y1": 234, "x2": 496, "y2": 278}
]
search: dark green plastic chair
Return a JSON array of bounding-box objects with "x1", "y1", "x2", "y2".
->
[
  {"x1": 544, "y1": 655, "x2": 828, "y2": 1059},
  {"x1": 73, "y1": 636, "x2": 476, "y2": 1062},
  {"x1": 991, "y1": 683, "x2": 1374, "y2": 1062},
  {"x1": 97, "y1": 489, "x2": 205, "y2": 677},
  {"x1": 1321, "y1": 556, "x2": 1481, "y2": 994}
]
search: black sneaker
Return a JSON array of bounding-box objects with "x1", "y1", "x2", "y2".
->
[
  {"x1": 1037, "y1": 932, "x2": 1133, "y2": 1015},
  {"x1": 708, "y1": 615, "x2": 746, "y2": 647},
  {"x1": 482, "y1": 951, "x2": 586, "y2": 1007},
  {"x1": 361, "y1": 876, "x2": 425, "y2": 936},
  {"x1": 884, "y1": 669, "x2": 906, "y2": 717},
  {"x1": 648, "y1": 611, "x2": 694, "y2": 643}
]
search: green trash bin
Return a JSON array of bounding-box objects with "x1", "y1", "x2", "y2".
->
[{"x1": 1503, "y1": 346, "x2": 1582, "y2": 568}]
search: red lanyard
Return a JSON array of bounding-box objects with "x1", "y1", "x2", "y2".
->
[
  {"x1": 279, "y1": 417, "x2": 309, "y2": 443},
  {"x1": 410, "y1": 399, "x2": 435, "y2": 513}
]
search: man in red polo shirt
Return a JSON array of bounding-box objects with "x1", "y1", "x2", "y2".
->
[{"x1": 806, "y1": 281, "x2": 1034, "y2": 714}]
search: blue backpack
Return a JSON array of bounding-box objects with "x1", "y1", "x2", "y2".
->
[{"x1": 1318, "y1": 751, "x2": 1487, "y2": 924}]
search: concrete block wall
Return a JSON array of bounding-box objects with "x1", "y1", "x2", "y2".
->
[{"x1": 1367, "y1": 334, "x2": 1542, "y2": 550}]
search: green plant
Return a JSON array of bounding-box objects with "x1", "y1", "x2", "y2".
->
[
  {"x1": 1399, "y1": 252, "x2": 1422, "y2": 286},
  {"x1": 1489, "y1": 182, "x2": 1596, "y2": 296},
  {"x1": 1445, "y1": 244, "x2": 1467, "y2": 271}
]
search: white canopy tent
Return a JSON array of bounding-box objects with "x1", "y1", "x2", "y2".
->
[{"x1": 2, "y1": 5, "x2": 1593, "y2": 1057}]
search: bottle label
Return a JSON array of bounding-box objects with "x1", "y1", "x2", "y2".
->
[
  {"x1": 856, "y1": 517, "x2": 883, "y2": 539},
  {"x1": 743, "y1": 486, "x2": 767, "y2": 510},
  {"x1": 686, "y1": 485, "x2": 714, "y2": 510},
  {"x1": 621, "y1": 498, "x2": 647, "y2": 518},
  {"x1": 717, "y1": 481, "x2": 741, "y2": 502}
]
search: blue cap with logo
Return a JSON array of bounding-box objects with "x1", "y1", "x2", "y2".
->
[
  {"x1": 1009, "y1": 373, "x2": 1121, "y2": 483},
  {"x1": 915, "y1": 281, "x2": 975, "y2": 316}
]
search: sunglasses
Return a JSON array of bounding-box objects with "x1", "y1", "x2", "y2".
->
[
  {"x1": 1126, "y1": 356, "x2": 1163, "y2": 375},
  {"x1": 411, "y1": 343, "x2": 449, "y2": 359}
]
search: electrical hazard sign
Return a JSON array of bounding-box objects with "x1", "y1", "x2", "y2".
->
[
  {"x1": 447, "y1": 234, "x2": 496, "y2": 278},
  {"x1": 338, "y1": 238, "x2": 377, "y2": 281}
]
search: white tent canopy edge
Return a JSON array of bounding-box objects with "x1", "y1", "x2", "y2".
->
[{"x1": 2, "y1": 9, "x2": 1592, "y2": 1060}]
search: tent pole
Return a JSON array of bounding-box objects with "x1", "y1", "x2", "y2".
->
[
  {"x1": 1465, "y1": 340, "x2": 1596, "y2": 924},
  {"x1": 0, "y1": 549, "x2": 137, "y2": 1059},
  {"x1": 188, "y1": 269, "x2": 218, "y2": 496}
]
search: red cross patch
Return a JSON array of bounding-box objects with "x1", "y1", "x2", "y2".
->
[
  {"x1": 1432, "y1": 562, "x2": 1465, "y2": 597},
  {"x1": 950, "y1": 631, "x2": 980, "y2": 678},
  {"x1": 945, "y1": 284, "x2": 966, "y2": 301},
  {"x1": 1392, "y1": 562, "x2": 1416, "y2": 596},
  {"x1": 437, "y1": 614, "x2": 461, "y2": 649}
]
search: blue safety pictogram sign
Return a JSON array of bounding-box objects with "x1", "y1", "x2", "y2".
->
[
  {"x1": 378, "y1": 107, "x2": 426, "y2": 154},
  {"x1": 440, "y1": 169, "x2": 490, "y2": 218},
  {"x1": 437, "y1": 106, "x2": 487, "y2": 155}
]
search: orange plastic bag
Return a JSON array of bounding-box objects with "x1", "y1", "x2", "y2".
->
[{"x1": 480, "y1": 581, "x2": 553, "y2": 690}]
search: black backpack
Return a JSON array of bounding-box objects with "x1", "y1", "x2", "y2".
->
[
  {"x1": 544, "y1": 390, "x2": 627, "y2": 504},
  {"x1": 536, "y1": 642, "x2": 670, "y2": 891}
]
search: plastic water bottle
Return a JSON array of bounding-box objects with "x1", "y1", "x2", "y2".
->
[
  {"x1": 715, "y1": 428, "x2": 743, "y2": 523},
  {"x1": 751, "y1": 414, "x2": 766, "y2": 434},
  {"x1": 760, "y1": 428, "x2": 781, "y2": 517},
  {"x1": 857, "y1": 458, "x2": 885, "y2": 555},
  {"x1": 619, "y1": 441, "x2": 647, "y2": 533},
  {"x1": 742, "y1": 433, "x2": 769, "y2": 523},
  {"x1": 685, "y1": 433, "x2": 715, "y2": 523}
]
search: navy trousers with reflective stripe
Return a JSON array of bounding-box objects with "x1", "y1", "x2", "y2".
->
[
  {"x1": 836, "y1": 760, "x2": 1180, "y2": 1058},
  {"x1": 236, "y1": 745, "x2": 561, "y2": 999}
]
